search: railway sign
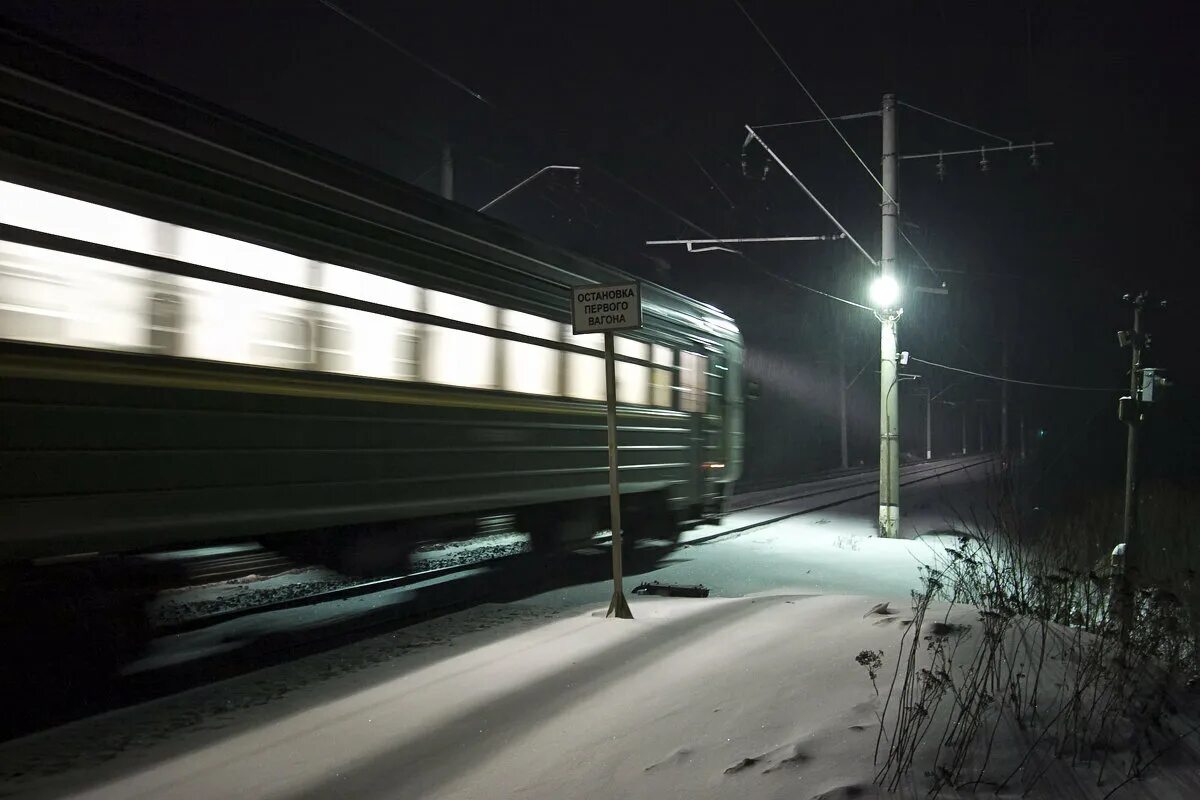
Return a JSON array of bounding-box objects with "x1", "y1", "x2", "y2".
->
[
  {"x1": 571, "y1": 282, "x2": 641, "y2": 335},
  {"x1": 569, "y1": 282, "x2": 642, "y2": 619}
]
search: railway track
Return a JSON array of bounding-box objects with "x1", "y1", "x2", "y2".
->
[
  {"x1": 175, "y1": 548, "x2": 297, "y2": 586},
  {"x1": 152, "y1": 514, "x2": 518, "y2": 593},
  {"x1": 156, "y1": 455, "x2": 993, "y2": 637},
  {"x1": 6, "y1": 455, "x2": 994, "y2": 742},
  {"x1": 155, "y1": 458, "x2": 978, "y2": 593}
]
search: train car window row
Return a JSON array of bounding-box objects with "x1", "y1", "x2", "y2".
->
[{"x1": 0, "y1": 179, "x2": 708, "y2": 410}]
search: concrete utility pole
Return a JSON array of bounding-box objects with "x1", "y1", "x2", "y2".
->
[
  {"x1": 440, "y1": 144, "x2": 454, "y2": 201},
  {"x1": 838, "y1": 319, "x2": 849, "y2": 470},
  {"x1": 924, "y1": 388, "x2": 932, "y2": 460},
  {"x1": 745, "y1": 98, "x2": 1051, "y2": 536},
  {"x1": 1119, "y1": 293, "x2": 1148, "y2": 594},
  {"x1": 877, "y1": 93, "x2": 901, "y2": 537},
  {"x1": 1000, "y1": 336, "x2": 1010, "y2": 454},
  {"x1": 961, "y1": 405, "x2": 968, "y2": 455},
  {"x1": 978, "y1": 403, "x2": 986, "y2": 452},
  {"x1": 1114, "y1": 291, "x2": 1168, "y2": 631}
]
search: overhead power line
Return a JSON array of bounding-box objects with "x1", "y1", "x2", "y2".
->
[
  {"x1": 731, "y1": 0, "x2": 895, "y2": 207},
  {"x1": 750, "y1": 262, "x2": 873, "y2": 311},
  {"x1": 897, "y1": 101, "x2": 1012, "y2": 145},
  {"x1": 592, "y1": 162, "x2": 870, "y2": 311},
  {"x1": 322, "y1": 0, "x2": 866, "y2": 315},
  {"x1": 687, "y1": 152, "x2": 736, "y2": 209},
  {"x1": 744, "y1": 126, "x2": 878, "y2": 272},
  {"x1": 318, "y1": 0, "x2": 492, "y2": 107},
  {"x1": 899, "y1": 227, "x2": 942, "y2": 282},
  {"x1": 910, "y1": 356, "x2": 1118, "y2": 392},
  {"x1": 756, "y1": 110, "x2": 881, "y2": 130}
]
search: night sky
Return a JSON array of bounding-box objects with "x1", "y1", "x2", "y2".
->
[{"x1": 2, "y1": 1, "x2": 1194, "y2": 490}]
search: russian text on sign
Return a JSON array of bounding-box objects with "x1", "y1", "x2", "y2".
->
[{"x1": 570, "y1": 282, "x2": 642, "y2": 334}]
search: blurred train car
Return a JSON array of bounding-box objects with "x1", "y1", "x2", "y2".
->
[{"x1": 0, "y1": 22, "x2": 744, "y2": 602}]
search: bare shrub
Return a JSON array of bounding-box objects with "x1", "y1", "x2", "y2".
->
[{"x1": 869, "y1": 473, "x2": 1200, "y2": 797}]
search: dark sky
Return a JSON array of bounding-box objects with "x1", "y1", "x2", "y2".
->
[{"x1": 3, "y1": 1, "x2": 1194, "y2": 484}]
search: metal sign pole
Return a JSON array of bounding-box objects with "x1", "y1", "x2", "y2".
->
[
  {"x1": 604, "y1": 331, "x2": 633, "y2": 619},
  {"x1": 570, "y1": 281, "x2": 641, "y2": 620}
]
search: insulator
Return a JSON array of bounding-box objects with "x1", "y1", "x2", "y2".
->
[
  {"x1": 740, "y1": 149, "x2": 767, "y2": 181},
  {"x1": 935, "y1": 151, "x2": 945, "y2": 181},
  {"x1": 979, "y1": 147, "x2": 990, "y2": 173},
  {"x1": 1029, "y1": 144, "x2": 1040, "y2": 168}
]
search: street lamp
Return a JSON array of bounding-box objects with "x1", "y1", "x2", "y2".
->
[{"x1": 869, "y1": 275, "x2": 901, "y2": 310}]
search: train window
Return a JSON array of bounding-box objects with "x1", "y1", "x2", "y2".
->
[
  {"x1": 0, "y1": 242, "x2": 146, "y2": 352},
  {"x1": 148, "y1": 290, "x2": 183, "y2": 355},
  {"x1": 314, "y1": 320, "x2": 352, "y2": 373},
  {"x1": 170, "y1": 228, "x2": 315, "y2": 368},
  {"x1": 563, "y1": 327, "x2": 605, "y2": 401},
  {"x1": 0, "y1": 244, "x2": 69, "y2": 345},
  {"x1": 313, "y1": 305, "x2": 415, "y2": 379},
  {"x1": 70, "y1": 258, "x2": 147, "y2": 352},
  {"x1": 615, "y1": 337, "x2": 650, "y2": 405},
  {"x1": 679, "y1": 351, "x2": 707, "y2": 413},
  {"x1": 651, "y1": 344, "x2": 674, "y2": 408},
  {"x1": 394, "y1": 327, "x2": 419, "y2": 380},
  {"x1": 0, "y1": 180, "x2": 160, "y2": 257},
  {"x1": 320, "y1": 264, "x2": 420, "y2": 380},
  {"x1": 425, "y1": 291, "x2": 497, "y2": 389},
  {"x1": 179, "y1": 278, "x2": 296, "y2": 367},
  {"x1": 252, "y1": 313, "x2": 313, "y2": 368},
  {"x1": 501, "y1": 309, "x2": 559, "y2": 395}
]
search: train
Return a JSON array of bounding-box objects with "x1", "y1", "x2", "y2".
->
[{"x1": 0, "y1": 22, "x2": 745, "y2": 597}]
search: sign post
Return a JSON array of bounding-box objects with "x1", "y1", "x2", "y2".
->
[{"x1": 571, "y1": 282, "x2": 642, "y2": 619}]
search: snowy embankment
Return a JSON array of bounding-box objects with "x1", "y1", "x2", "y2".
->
[
  {"x1": 4, "y1": 461, "x2": 1195, "y2": 799},
  {"x1": 9, "y1": 590, "x2": 1197, "y2": 799}
]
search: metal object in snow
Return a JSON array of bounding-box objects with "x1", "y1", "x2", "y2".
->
[{"x1": 631, "y1": 581, "x2": 710, "y2": 598}]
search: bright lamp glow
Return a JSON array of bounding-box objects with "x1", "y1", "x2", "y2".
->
[{"x1": 869, "y1": 275, "x2": 901, "y2": 309}]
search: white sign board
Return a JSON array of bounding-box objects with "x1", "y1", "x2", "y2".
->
[{"x1": 571, "y1": 282, "x2": 642, "y2": 335}]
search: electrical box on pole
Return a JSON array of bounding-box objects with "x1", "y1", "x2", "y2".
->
[
  {"x1": 571, "y1": 282, "x2": 642, "y2": 619},
  {"x1": 1139, "y1": 367, "x2": 1167, "y2": 404}
]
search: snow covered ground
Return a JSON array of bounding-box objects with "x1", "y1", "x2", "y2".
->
[{"x1": 5, "y1": 458, "x2": 1193, "y2": 799}]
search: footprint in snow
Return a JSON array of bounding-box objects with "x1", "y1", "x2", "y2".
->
[
  {"x1": 863, "y1": 601, "x2": 895, "y2": 618},
  {"x1": 644, "y1": 747, "x2": 693, "y2": 771},
  {"x1": 761, "y1": 744, "x2": 811, "y2": 773},
  {"x1": 810, "y1": 784, "x2": 873, "y2": 799},
  {"x1": 723, "y1": 755, "x2": 760, "y2": 774}
]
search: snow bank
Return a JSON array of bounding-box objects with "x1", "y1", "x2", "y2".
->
[
  {"x1": 18, "y1": 594, "x2": 902, "y2": 799},
  {"x1": 6, "y1": 591, "x2": 1198, "y2": 799}
]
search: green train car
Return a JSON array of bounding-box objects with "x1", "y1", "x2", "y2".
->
[{"x1": 0, "y1": 25, "x2": 744, "y2": 575}]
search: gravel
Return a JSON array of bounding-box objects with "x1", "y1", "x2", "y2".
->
[{"x1": 150, "y1": 533, "x2": 531, "y2": 628}]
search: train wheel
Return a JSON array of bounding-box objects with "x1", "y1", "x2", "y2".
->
[
  {"x1": 519, "y1": 503, "x2": 599, "y2": 553},
  {"x1": 329, "y1": 522, "x2": 414, "y2": 577},
  {"x1": 623, "y1": 491, "x2": 678, "y2": 546}
]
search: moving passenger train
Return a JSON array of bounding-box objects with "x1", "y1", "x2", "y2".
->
[{"x1": 0, "y1": 23, "x2": 745, "y2": 597}]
